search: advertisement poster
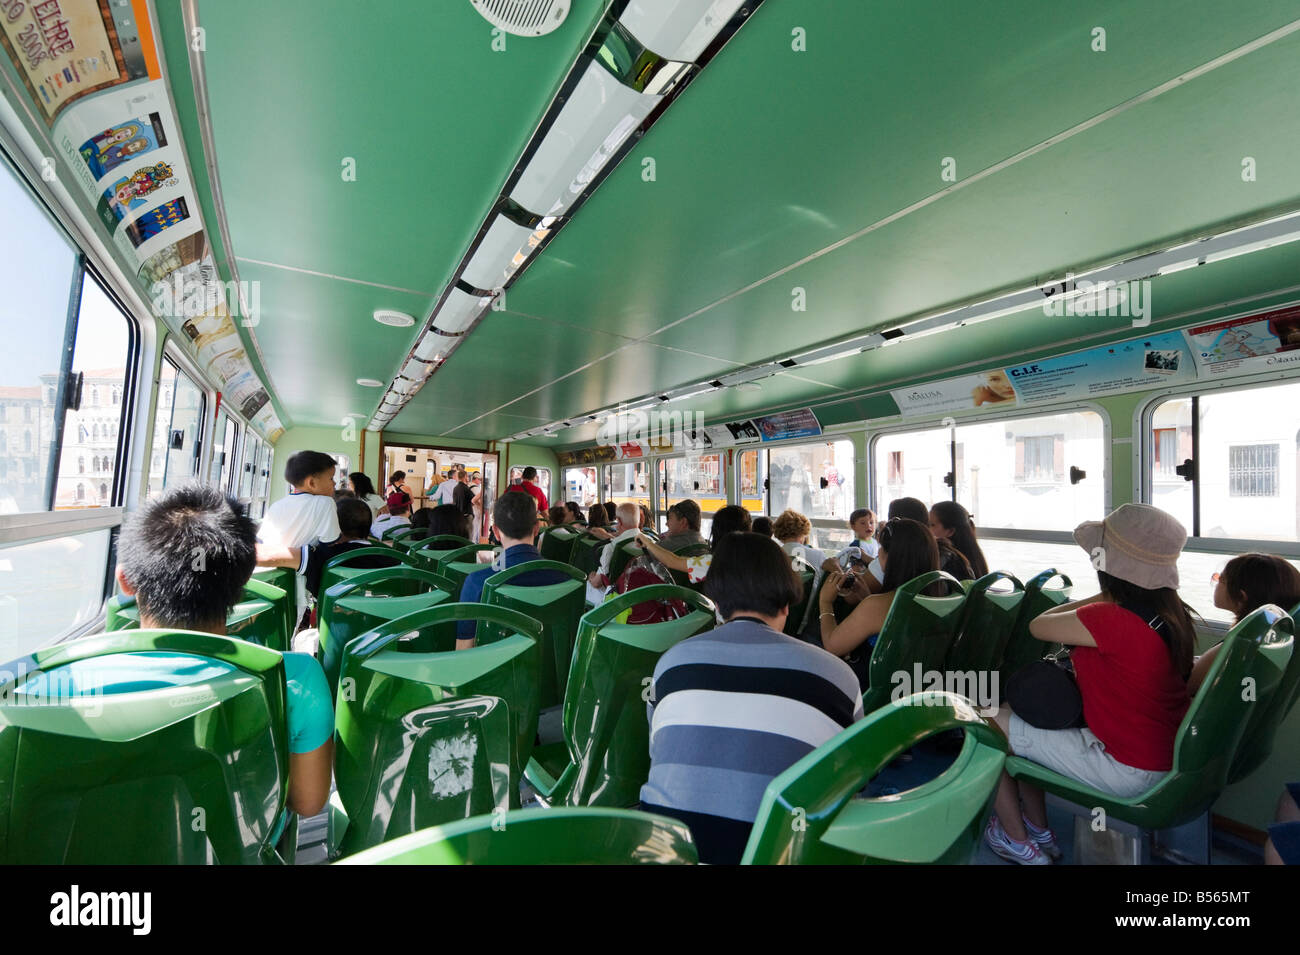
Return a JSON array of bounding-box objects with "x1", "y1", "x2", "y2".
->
[
  {"x1": 892, "y1": 371, "x2": 1018, "y2": 416},
  {"x1": 122, "y1": 196, "x2": 189, "y2": 247},
  {"x1": 755, "y1": 408, "x2": 822, "y2": 441},
  {"x1": 93, "y1": 159, "x2": 177, "y2": 230},
  {"x1": 0, "y1": 0, "x2": 154, "y2": 126},
  {"x1": 1008, "y1": 331, "x2": 1196, "y2": 405},
  {"x1": 1183, "y1": 305, "x2": 1300, "y2": 377}
]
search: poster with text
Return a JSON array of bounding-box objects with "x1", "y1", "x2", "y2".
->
[
  {"x1": 1008, "y1": 331, "x2": 1196, "y2": 405},
  {"x1": 892, "y1": 371, "x2": 1018, "y2": 416},
  {"x1": 755, "y1": 408, "x2": 822, "y2": 442},
  {"x1": 1183, "y1": 305, "x2": 1300, "y2": 378}
]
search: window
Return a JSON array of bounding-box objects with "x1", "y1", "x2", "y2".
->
[
  {"x1": 509, "y1": 465, "x2": 551, "y2": 496},
  {"x1": 888, "y1": 450, "x2": 903, "y2": 484},
  {"x1": 657, "y1": 453, "x2": 724, "y2": 534},
  {"x1": 1228, "y1": 444, "x2": 1279, "y2": 497},
  {"x1": 147, "y1": 358, "x2": 206, "y2": 499},
  {"x1": 1147, "y1": 380, "x2": 1300, "y2": 540},
  {"x1": 1153, "y1": 427, "x2": 1178, "y2": 477},
  {"x1": 873, "y1": 424, "x2": 951, "y2": 513},
  {"x1": 605, "y1": 461, "x2": 649, "y2": 511},
  {"x1": 563, "y1": 467, "x2": 599, "y2": 508},
  {"x1": 239, "y1": 431, "x2": 260, "y2": 499},
  {"x1": 1016, "y1": 434, "x2": 1062, "y2": 483},
  {"x1": 212, "y1": 413, "x2": 239, "y2": 490}
]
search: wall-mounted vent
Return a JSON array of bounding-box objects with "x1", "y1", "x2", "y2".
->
[{"x1": 470, "y1": 0, "x2": 570, "y2": 37}]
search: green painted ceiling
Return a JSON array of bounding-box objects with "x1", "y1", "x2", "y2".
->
[{"x1": 158, "y1": 1, "x2": 1300, "y2": 441}]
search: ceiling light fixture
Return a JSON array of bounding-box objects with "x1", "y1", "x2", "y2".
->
[
  {"x1": 373, "y1": 309, "x2": 415, "y2": 327},
  {"x1": 356, "y1": 378, "x2": 383, "y2": 387},
  {"x1": 619, "y1": 0, "x2": 747, "y2": 62}
]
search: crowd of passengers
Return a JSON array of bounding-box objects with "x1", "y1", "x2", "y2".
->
[{"x1": 103, "y1": 449, "x2": 1299, "y2": 865}]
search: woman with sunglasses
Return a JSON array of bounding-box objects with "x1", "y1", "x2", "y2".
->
[{"x1": 817, "y1": 518, "x2": 940, "y2": 666}]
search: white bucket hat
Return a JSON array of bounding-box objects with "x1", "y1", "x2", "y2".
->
[{"x1": 1073, "y1": 503, "x2": 1186, "y2": 591}]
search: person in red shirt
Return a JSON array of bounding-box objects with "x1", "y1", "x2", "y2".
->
[
  {"x1": 519, "y1": 466, "x2": 548, "y2": 513},
  {"x1": 985, "y1": 503, "x2": 1196, "y2": 865}
]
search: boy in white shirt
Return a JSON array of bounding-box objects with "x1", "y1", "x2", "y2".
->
[{"x1": 257, "y1": 451, "x2": 341, "y2": 622}]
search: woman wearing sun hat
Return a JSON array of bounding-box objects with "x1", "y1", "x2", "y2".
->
[{"x1": 984, "y1": 503, "x2": 1197, "y2": 864}]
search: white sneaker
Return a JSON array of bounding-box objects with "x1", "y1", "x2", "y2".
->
[
  {"x1": 1024, "y1": 817, "x2": 1064, "y2": 861},
  {"x1": 985, "y1": 815, "x2": 1051, "y2": 865}
]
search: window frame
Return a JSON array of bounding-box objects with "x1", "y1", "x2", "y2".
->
[
  {"x1": 1137, "y1": 373, "x2": 1300, "y2": 558},
  {"x1": 867, "y1": 399, "x2": 1112, "y2": 546}
]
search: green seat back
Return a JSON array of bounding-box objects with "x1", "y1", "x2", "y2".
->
[
  {"x1": 538, "y1": 527, "x2": 580, "y2": 563},
  {"x1": 863, "y1": 572, "x2": 966, "y2": 714},
  {"x1": 106, "y1": 578, "x2": 291, "y2": 653},
  {"x1": 319, "y1": 546, "x2": 416, "y2": 596},
  {"x1": 1001, "y1": 569, "x2": 1072, "y2": 681},
  {"x1": 743, "y1": 692, "x2": 1008, "y2": 864},
  {"x1": 382, "y1": 525, "x2": 418, "y2": 543},
  {"x1": 945, "y1": 572, "x2": 1026, "y2": 679},
  {"x1": 569, "y1": 533, "x2": 607, "y2": 574},
  {"x1": 331, "y1": 603, "x2": 541, "y2": 857},
  {"x1": 337, "y1": 807, "x2": 697, "y2": 865},
  {"x1": 1007, "y1": 605, "x2": 1295, "y2": 830},
  {"x1": 318, "y1": 567, "x2": 454, "y2": 695},
  {"x1": 252, "y1": 565, "x2": 295, "y2": 594},
  {"x1": 407, "y1": 536, "x2": 473, "y2": 567},
  {"x1": 525, "y1": 586, "x2": 717, "y2": 808},
  {"x1": 606, "y1": 539, "x2": 641, "y2": 584},
  {"x1": 783, "y1": 567, "x2": 818, "y2": 637},
  {"x1": 1228, "y1": 600, "x2": 1300, "y2": 782},
  {"x1": 480, "y1": 561, "x2": 587, "y2": 709},
  {"x1": 0, "y1": 630, "x2": 290, "y2": 864},
  {"x1": 436, "y1": 545, "x2": 499, "y2": 593},
  {"x1": 667, "y1": 542, "x2": 711, "y2": 590}
]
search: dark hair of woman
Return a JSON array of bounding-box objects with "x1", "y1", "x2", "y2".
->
[
  {"x1": 565, "y1": 501, "x2": 585, "y2": 523},
  {"x1": 427, "y1": 503, "x2": 469, "y2": 543},
  {"x1": 349, "y1": 472, "x2": 377, "y2": 498},
  {"x1": 1097, "y1": 571, "x2": 1197, "y2": 680},
  {"x1": 704, "y1": 532, "x2": 803, "y2": 620},
  {"x1": 930, "y1": 500, "x2": 989, "y2": 578},
  {"x1": 877, "y1": 518, "x2": 941, "y2": 593},
  {"x1": 1219, "y1": 553, "x2": 1300, "y2": 622},
  {"x1": 709, "y1": 505, "x2": 753, "y2": 549}
]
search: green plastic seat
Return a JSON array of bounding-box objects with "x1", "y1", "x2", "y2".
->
[
  {"x1": 782, "y1": 567, "x2": 817, "y2": 637},
  {"x1": 252, "y1": 565, "x2": 295, "y2": 594},
  {"x1": 861, "y1": 571, "x2": 966, "y2": 714},
  {"x1": 382, "y1": 525, "x2": 418, "y2": 543},
  {"x1": 742, "y1": 692, "x2": 1008, "y2": 864},
  {"x1": 439, "y1": 544, "x2": 499, "y2": 593},
  {"x1": 319, "y1": 546, "x2": 416, "y2": 596},
  {"x1": 1006, "y1": 605, "x2": 1296, "y2": 835},
  {"x1": 480, "y1": 561, "x2": 587, "y2": 710},
  {"x1": 524, "y1": 585, "x2": 717, "y2": 808},
  {"x1": 0, "y1": 629, "x2": 291, "y2": 864},
  {"x1": 606, "y1": 538, "x2": 642, "y2": 585},
  {"x1": 317, "y1": 567, "x2": 455, "y2": 694},
  {"x1": 407, "y1": 535, "x2": 472, "y2": 567},
  {"x1": 330, "y1": 602, "x2": 542, "y2": 858},
  {"x1": 106, "y1": 577, "x2": 291, "y2": 652},
  {"x1": 337, "y1": 807, "x2": 697, "y2": 865},
  {"x1": 666, "y1": 542, "x2": 711, "y2": 590},
  {"x1": 1000, "y1": 569, "x2": 1072, "y2": 683},
  {"x1": 538, "y1": 526, "x2": 580, "y2": 563},
  {"x1": 945, "y1": 572, "x2": 1026, "y2": 682},
  {"x1": 1228, "y1": 600, "x2": 1300, "y2": 783},
  {"x1": 569, "y1": 532, "x2": 608, "y2": 574}
]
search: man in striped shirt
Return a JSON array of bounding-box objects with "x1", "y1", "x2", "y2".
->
[{"x1": 639, "y1": 532, "x2": 864, "y2": 864}]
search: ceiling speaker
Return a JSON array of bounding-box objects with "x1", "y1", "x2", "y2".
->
[{"x1": 470, "y1": 0, "x2": 570, "y2": 37}]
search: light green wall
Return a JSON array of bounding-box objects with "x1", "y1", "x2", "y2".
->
[{"x1": 268, "y1": 425, "x2": 362, "y2": 504}]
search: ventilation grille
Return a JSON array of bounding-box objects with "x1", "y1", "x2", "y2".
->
[{"x1": 470, "y1": 0, "x2": 570, "y2": 37}]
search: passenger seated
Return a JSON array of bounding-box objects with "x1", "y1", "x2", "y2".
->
[
  {"x1": 751, "y1": 516, "x2": 774, "y2": 537},
  {"x1": 635, "y1": 504, "x2": 752, "y2": 584},
  {"x1": 258, "y1": 450, "x2": 341, "y2": 559},
  {"x1": 423, "y1": 503, "x2": 470, "y2": 548},
  {"x1": 305, "y1": 498, "x2": 394, "y2": 600},
  {"x1": 1266, "y1": 784, "x2": 1300, "y2": 865},
  {"x1": 817, "y1": 518, "x2": 940, "y2": 671},
  {"x1": 371, "y1": 497, "x2": 411, "y2": 539},
  {"x1": 658, "y1": 499, "x2": 706, "y2": 552},
  {"x1": 563, "y1": 501, "x2": 586, "y2": 525},
  {"x1": 456, "y1": 492, "x2": 568, "y2": 650},
  {"x1": 585, "y1": 503, "x2": 644, "y2": 604},
  {"x1": 1188, "y1": 553, "x2": 1300, "y2": 693},
  {"x1": 115, "y1": 483, "x2": 332, "y2": 817},
  {"x1": 929, "y1": 501, "x2": 989, "y2": 578},
  {"x1": 986, "y1": 504, "x2": 1194, "y2": 865},
  {"x1": 547, "y1": 505, "x2": 567, "y2": 526},
  {"x1": 827, "y1": 499, "x2": 928, "y2": 598},
  {"x1": 408, "y1": 506, "x2": 433, "y2": 541},
  {"x1": 639, "y1": 533, "x2": 863, "y2": 864},
  {"x1": 821, "y1": 508, "x2": 878, "y2": 575}
]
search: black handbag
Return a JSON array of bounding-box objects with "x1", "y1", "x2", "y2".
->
[{"x1": 1006, "y1": 649, "x2": 1086, "y2": 729}]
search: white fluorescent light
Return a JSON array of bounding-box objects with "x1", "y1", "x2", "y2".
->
[
  {"x1": 414, "y1": 330, "x2": 459, "y2": 361},
  {"x1": 719, "y1": 365, "x2": 777, "y2": 387},
  {"x1": 620, "y1": 0, "x2": 745, "y2": 62},
  {"x1": 356, "y1": 378, "x2": 383, "y2": 387},
  {"x1": 791, "y1": 344, "x2": 867, "y2": 367},
  {"x1": 462, "y1": 215, "x2": 551, "y2": 291},
  {"x1": 392, "y1": 378, "x2": 420, "y2": 395},
  {"x1": 432, "y1": 288, "x2": 492, "y2": 334},
  {"x1": 666, "y1": 385, "x2": 716, "y2": 402},
  {"x1": 402, "y1": 359, "x2": 432, "y2": 380},
  {"x1": 510, "y1": 60, "x2": 660, "y2": 217}
]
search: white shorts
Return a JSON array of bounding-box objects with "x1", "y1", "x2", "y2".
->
[{"x1": 1008, "y1": 714, "x2": 1166, "y2": 799}]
